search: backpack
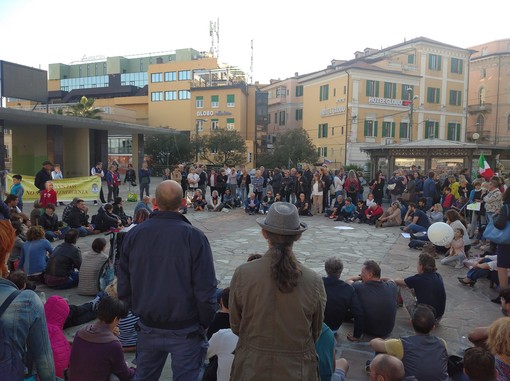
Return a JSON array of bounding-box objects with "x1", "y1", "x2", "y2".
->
[
  {"x1": 348, "y1": 182, "x2": 356, "y2": 192},
  {"x1": 0, "y1": 290, "x2": 25, "y2": 380}
]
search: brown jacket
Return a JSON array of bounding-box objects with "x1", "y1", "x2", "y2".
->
[{"x1": 229, "y1": 253, "x2": 326, "y2": 381}]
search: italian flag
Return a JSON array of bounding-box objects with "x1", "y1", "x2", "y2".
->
[{"x1": 478, "y1": 154, "x2": 494, "y2": 180}]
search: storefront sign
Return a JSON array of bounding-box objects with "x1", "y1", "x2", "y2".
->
[
  {"x1": 196, "y1": 110, "x2": 214, "y2": 116},
  {"x1": 320, "y1": 106, "x2": 346, "y2": 117},
  {"x1": 368, "y1": 97, "x2": 406, "y2": 107}
]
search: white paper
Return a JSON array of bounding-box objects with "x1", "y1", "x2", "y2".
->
[
  {"x1": 401, "y1": 233, "x2": 411, "y2": 238},
  {"x1": 334, "y1": 226, "x2": 355, "y2": 230}
]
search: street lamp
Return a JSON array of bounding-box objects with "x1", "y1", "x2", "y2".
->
[{"x1": 407, "y1": 87, "x2": 418, "y2": 141}]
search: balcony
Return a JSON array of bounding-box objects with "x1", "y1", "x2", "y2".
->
[
  {"x1": 467, "y1": 130, "x2": 492, "y2": 141},
  {"x1": 467, "y1": 103, "x2": 492, "y2": 113}
]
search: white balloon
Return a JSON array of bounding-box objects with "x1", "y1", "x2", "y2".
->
[{"x1": 427, "y1": 222, "x2": 454, "y2": 246}]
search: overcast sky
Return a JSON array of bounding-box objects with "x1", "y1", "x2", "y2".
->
[{"x1": 1, "y1": 0, "x2": 508, "y2": 84}]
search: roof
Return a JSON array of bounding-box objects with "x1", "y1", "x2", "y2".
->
[
  {"x1": 0, "y1": 107, "x2": 174, "y2": 135},
  {"x1": 361, "y1": 138, "x2": 499, "y2": 152}
]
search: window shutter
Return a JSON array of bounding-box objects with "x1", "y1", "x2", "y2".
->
[
  {"x1": 447, "y1": 123, "x2": 453, "y2": 140},
  {"x1": 296, "y1": 110, "x2": 299, "y2": 120},
  {"x1": 366, "y1": 81, "x2": 371, "y2": 97},
  {"x1": 425, "y1": 122, "x2": 430, "y2": 138},
  {"x1": 399, "y1": 123, "x2": 406, "y2": 138},
  {"x1": 382, "y1": 123, "x2": 387, "y2": 137},
  {"x1": 324, "y1": 147, "x2": 327, "y2": 157},
  {"x1": 428, "y1": 54, "x2": 432, "y2": 69},
  {"x1": 459, "y1": 60, "x2": 463, "y2": 74},
  {"x1": 392, "y1": 84, "x2": 396, "y2": 98},
  {"x1": 211, "y1": 95, "x2": 219, "y2": 102},
  {"x1": 227, "y1": 118, "x2": 235, "y2": 124},
  {"x1": 364, "y1": 121, "x2": 369, "y2": 136},
  {"x1": 449, "y1": 90, "x2": 454, "y2": 105},
  {"x1": 434, "y1": 123, "x2": 439, "y2": 138},
  {"x1": 318, "y1": 126, "x2": 321, "y2": 138},
  {"x1": 375, "y1": 81, "x2": 380, "y2": 97},
  {"x1": 196, "y1": 96, "x2": 203, "y2": 101},
  {"x1": 391, "y1": 122, "x2": 395, "y2": 137},
  {"x1": 456, "y1": 124, "x2": 461, "y2": 141},
  {"x1": 227, "y1": 94, "x2": 235, "y2": 103},
  {"x1": 374, "y1": 121, "x2": 378, "y2": 137},
  {"x1": 438, "y1": 56, "x2": 442, "y2": 71},
  {"x1": 325, "y1": 124, "x2": 328, "y2": 137}
]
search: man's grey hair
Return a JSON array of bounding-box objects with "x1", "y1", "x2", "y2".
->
[{"x1": 325, "y1": 257, "x2": 344, "y2": 278}]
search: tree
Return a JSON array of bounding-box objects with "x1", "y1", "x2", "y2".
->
[
  {"x1": 144, "y1": 133, "x2": 194, "y2": 171},
  {"x1": 195, "y1": 129, "x2": 247, "y2": 166},
  {"x1": 259, "y1": 129, "x2": 318, "y2": 168},
  {"x1": 66, "y1": 96, "x2": 102, "y2": 119}
]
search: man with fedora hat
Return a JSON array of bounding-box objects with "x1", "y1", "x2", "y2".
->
[
  {"x1": 35, "y1": 161, "x2": 53, "y2": 192},
  {"x1": 229, "y1": 202, "x2": 326, "y2": 381}
]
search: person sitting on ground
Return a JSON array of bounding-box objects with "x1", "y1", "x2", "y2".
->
[
  {"x1": 206, "y1": 326, "x2": 239, "y2": 381},
  {"x1": 376, "y1": 201, "x2": 402, "y2": 228},
  {"x1": 261, "y1": 190, "x2": 275, "y2": 214},
  {"x1": 134, "y1": 195, "x2": 152, "y2": 215},
  {"x1": 40, "y1": 180, "x2": 58, "y2": 208},
  {"x1": 273, "y1": 192, "x2": 283, "y2": 203},
  {"x1": 191, "y1": 189, "x2": 207, "y2": 211},
  {"x1": 327, "y1": 194, "x2": 345, "y2": 219},
  {"x1": 347, "y1": 260, "x2": 397, "y2": 339},
  {"x1": 68, "y1": 296, "x2": 136, "y2": 380},
  {"x1": 112, "y1": 197, "x2": 132, "y2": 227},
  {"x1": 458, "y1": 246, "x2": 506, "y2": 287},
  {"x1": 395, "y1": 253, "x2": 446, "y2": 322},
  {"x1": 62, "y1": 197, "x2": 80, "y2": 225},
  {"x1": 369, "y1": 304, "x2": 448, "y2": 381},
  {"x1": 337, "y1": 197, "x2": 355, "y2": 222},
  {"x1": 18, "y1": 225, "x2": 53, "y2": 283},
  {"x1": 44, "y1": 229, "x2": 82, "y2": 289},
  {"x1": 441, "y1": 228, "x2": 467, "y2": 269},
  {"x1": 442, "y1": 187, "x2": 455, "y2": 211},
  {"x1": 352, "y1": 199, "x2": 367, "y2": 223},
  {"x1": 487, "y1": 317, "x2": 510, "y2": 380},
  {"x1": 427, "y1": 203, "x2": 444, "y2": 224},
  {"x1": 95, "y1": 204, "x2": 122, "y2": 232},
  {"x1": 67, "y1": 199, "x2": 95, "y2": 237},
  {"x1": 401, "y1": 202, "x2": 431, "y2": 233},
  {"x1": 417, "y1": 197, "x2": 428, "y2": 212},
  {"x1": 315, "y1": 323, "x2": 337, "y2": 381},
  {"x1": 295, "y1": 192, "x2": 312, "y2": 216},
  {"x1": 244, "y1": 192, "x2": 260, "y2": 215},
  {"x1": 30, "y1": 200, "x2": 44, "y2": 226},
  {"x1": 442, "y1": 209, "x2": 471, "y2": 255},
  {"x1": 322, "y1": 257, "x2": 364, "y2": 338},
  {"x1": 365, "y1": 193, "x2": 377, "y2": 208},
  {"x1": 463, "y1": 347, "x2": 497, "y2": 381},
  {"x1": 207, "y1": 190, "x2": 224, "y2": 212},
  {"x1": 7, "y1": 220, "x2": 26, "y2": 272},
  {"x1": 364, "y1": 203, "x2": 384, "y2": 225},
  {"x1": 39, "y1": 203, "x2": 67, "y2": 241},
  {"x1": 78, "y1": 237, "x2": 109, "y2": 296},
  {"x1": 368, "y1": 354, "x2": 405, "y2": 381},
  {"x1": 120, "y1": 208, "x2": 150, "y2": 233},
  {"x1": 222, "y1": 188, "x2": 237, "y2": 209}
]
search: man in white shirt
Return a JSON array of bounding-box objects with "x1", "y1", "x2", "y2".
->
[
  {"x1": 90, "y1": 162, "x2": 106, "y2": 204},
  {"x1": 207, "y1": 329, "x2": 238, "y2": 381}
]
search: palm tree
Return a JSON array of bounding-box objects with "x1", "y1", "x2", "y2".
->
[{"x1": 66, "y1": 96, "x2": 102, "y2": 119}]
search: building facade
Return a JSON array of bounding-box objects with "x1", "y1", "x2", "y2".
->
[{"x1": 304, "y1": 37, "x2": 471, "y2": 169}]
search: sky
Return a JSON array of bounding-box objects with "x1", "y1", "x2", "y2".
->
[{"x1": 0, "y1": 0, "x2": 508, "y2": 84}]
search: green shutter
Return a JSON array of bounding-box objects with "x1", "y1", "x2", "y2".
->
[
  {"x1": 435, "y1": 89, "x2": 440, "y2": 103},
  {"x1": 227, "y1": 94, "x2": 235, "y2": 103},
  {"x1": 438, "y1": 56, "x2": 442, "y2": 71},
  {"x1": 196, "y1": 96, "x2": 203, "y2": 101},
  {"x1": 211, "y1": 95, "x2": 219, "y2": 102},
  {"x1": 392, "y1": 84, "x2": 396, "y2": 98},
  {"x1": 364, "y1": 121, "x2": 369, "y2": 136},
  {"x1": 425, "y1": 122, "x2": 430, "y2": 138},
  {"x1": 318, "y1": 125, "x2": 321, "y2": 138},
  {"x1": 227, "y1": 118, "x2": 235, "y2": 124},
  {"x1": 447, "y1": 123, "x2": 453, "y2": 140},
  {"x1": 456, "y1": 124, "x2": 461, "y2": 141},
  {"x1": 374, "y1": 121, "x2": 378, "y2": 137},
  {"x1": 459, "y1": 60, "x2": 463, "y2": 74},
  {"x1": 366, "y1": 81, "x2": 371, "y2": 96},
  {"x1": 382, "y1": 122, "x2": 388, "y2": 137},
  {"x1": 428, "y1": 54, "x2": 432, "y2": 69},
  {"x1": 384, "y1": 83, "x2": 388, "y2": 98},
  {"x1": 449, "y1": 90, "x2": 454, "y2": 105},
  {"x1": 296, "y1": 110, "x2": 299, "y2": 120},
  {"x1": 399, "y1": 123, "x2": 406, "y2": 138},
  {"x1": 435, "y1": 123, "x2": 439, "y2": 138},
  {"x1": 375, "y1": 81, "x2": 380, "y2": 97},
  {"x1": 391, "y1": 122, "x2": 395, "y2": 137},
  {"x1": 324, "y1": 124, "x2": 328, "y2": 137}
]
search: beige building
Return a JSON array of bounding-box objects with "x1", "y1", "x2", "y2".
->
[
  {"x1": 304, "y1": 37, "x2": 471, "y2": 169},
  {"x1": 467, "y1": 39, "x2": 510, "y2": 147}
]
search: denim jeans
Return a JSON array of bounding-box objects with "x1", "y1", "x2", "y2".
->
[
  {"x1": 441, "y1": 253, "x2": 466, "y2": 266},
  {"x1": 140, "y1": 183, "x2": 150, "y2": 199},
  {"x1": 134, "y1": 322, "x2": 207, "y2": 381},
  {"x1": 407, "y1": 223, "x2": 428, "y2": 233}
]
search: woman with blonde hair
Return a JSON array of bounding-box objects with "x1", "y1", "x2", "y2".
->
[
  {"x1": 487, "y1": 317, "x2": 510, "y2": 379},
  {"x1": 376, "y1": 201, "x2": 402, "y2": 228}
]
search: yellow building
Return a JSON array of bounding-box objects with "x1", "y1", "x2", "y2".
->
[{"x1": 303, "y1": 37, "x2": 471, "y2": 168}]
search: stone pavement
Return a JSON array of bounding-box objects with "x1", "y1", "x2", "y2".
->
[{"x1": 37, "y1": 180, "x2": 503, "y2": 380}]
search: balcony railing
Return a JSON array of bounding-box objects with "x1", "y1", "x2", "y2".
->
[{"x1": 467, "y1": 103, "x2": 492, "y2": 113}]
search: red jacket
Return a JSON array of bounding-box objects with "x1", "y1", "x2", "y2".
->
[
  {"x1": 40, "y1": 189, "x2": 57, "y2": 208},
  {"x1": 365, "y1": 205, "x2": 383, "y2": 219},
  {"x1": 45, "y1": 296, "x2": 71, "y2": 379},
  {"x1": 442, "y1": 193, "x2": 454, "y2": 209}
]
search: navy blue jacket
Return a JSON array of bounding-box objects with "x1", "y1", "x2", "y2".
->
[{"x1": 118, "y1": 211, "x2": 217, "y2": 330}]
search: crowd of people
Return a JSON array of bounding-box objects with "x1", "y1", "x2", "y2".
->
[{"x1": 0, "y1": 159, "x2": 509, "y2": 381}]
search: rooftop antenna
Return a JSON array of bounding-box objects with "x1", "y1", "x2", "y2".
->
[
  {"x1": 250, "y1": 39, "x2": 254, "y2": 84},
  {"x1": 209, "y1": 19, "x2": 220, "y2": 59}
]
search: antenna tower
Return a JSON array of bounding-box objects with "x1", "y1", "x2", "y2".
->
[
  {"x1": 209, "y1": 19, "x2": 220, "y2": 59},
  {"x1": 250, "y1": 39, "x2": 254, "y2": 84}
]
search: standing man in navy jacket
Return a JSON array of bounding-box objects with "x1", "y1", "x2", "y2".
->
[{"x1": 118, "y1": 180, "x2": 217, "y2": 381}]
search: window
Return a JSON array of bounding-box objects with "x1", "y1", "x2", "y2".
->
[
  {"x1": 364, "y1": 120, "x2": 378, "y2": 137},
  {"x1": 295, "y1": 109, "x2": 303, "y2": 121},
  {"x1": 408, "y1": 54, "x2": 415, "y2": 64},
  {"x1": 178, "y1": 90, "x2": 190, "y2": 100},
  {"x1": 211, "y1": 95, "x2": 219, "y2": 108},
  {"x1": 195, "y1": 96, "x2": 204, "y2": 108},
  {"x1": 211, "y1": 119, "x2": 219, "y2": 130},
  {"x1": 151, "y1": 92, "x2": 163, "y2": 102},
  {"x1": 196, "y1": 119, "x2": 204, "y2": 132},
  {"x1": 384, "y1": 82, "x2": 397, "y2": 98},
  {"x1": 274, "y1": 113, "x2": 277, "y2": 124},
  {"x1": 317, "y1": 147, "x2": 328, "y2": 157},
  {"x1": 425, "y1": 121, "x2": 439, "y2": 138},
  {"x1": 428, "y1": 54, "x2": 442, "y2": 71},
  {"x1": 165, "y1": 71, "x2": 176, "y2": 81},
  {"x1": 279, "y1": 111, "x2": 286, "y2": 126},
  {"x1": 178, "y1": 70, "x2": 191, "y2": 80},
  {"x1": 476, "y1": 114, "x2": 485, "y2": 130},
  {"x1": 479, "y1": 87, "x2": 486, "y2": 105},
  {"x1": 226, "y1": 118, "x2": 235, "y2": 130},
  {"x1": 295, "y1": 85, "x2": 303, "y2": 97},
  {"x1": 480, "y1": 68, "x2": 487, "y2": 78},
  {"x1": 151, "y1": 73, "x2": 163, "y2": 83},
  {"x1": 447, "y1": 122, "x2": 461, "y2": 141},
  {"x1": 227, "y1": 94, "x2": 235, "y2": 107},
  {"x1": 382, "y1": 122, "x2": 395, "y2": 137},
  {"x1": 318, "y1": 123, "x2": 328, "y2": 138},
  {"x1": 399, "y1": 122, "x2": 409, "y2": 139},
  {"x1": 165, "y1": 91, "x2": 177, "y2": 101},
  {"x1": 427, "y1": 87, "x2": 440, "y2": 104},
  {"x1": 366, "y1": 80, "x2": 379, "y2": 97},
  {"x1": 268, "y1": 114, "x2": 271, "y2": 124},
  {"x1": 402, "y1": 85, "x2": 414, "y2": 99},
  {"x1": 449, "y1": 90, "x2": 462, "y2": 106},
  {"x1": 319, "y1": 84, "x2": 329, "y2": 101},
  {"x1": 451, "y1": 58, "x2": 463, "y2": 74},
  {"x1": 140, "y1": 59, "x2": 144, "y2": 71}
]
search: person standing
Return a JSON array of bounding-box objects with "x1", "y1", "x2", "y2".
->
[
  {"x1": 124, "y1": 163, "x2": 136, "y2": 187},
  {"x1": 106, "y1": 164, "x2": 120, "y2": 203},
  {"x1": 138, "y1": 161, "x2": 152, "y2": 200},
  {"x1": 35, "y1": 160, "x2": 53, "y2": 192},
  {"x1": 118, "y1": 180, "x2": 217, "y2": 380},
  {"x1": 40, "y1": 181, "x2": 58, "y2": 208},
  {"x1": 229, "y1": 202, "x2": 326, "y2": 380},
  {"x1": 91, "y1": 162, "x2": 106, "y2": 204}
]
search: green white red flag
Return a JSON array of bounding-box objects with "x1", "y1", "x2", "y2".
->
[{"x1": 478, "y1": 153, "x2": 494, "y2": 180}]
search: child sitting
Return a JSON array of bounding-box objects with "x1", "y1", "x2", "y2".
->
[
  {"x1": 352, "y1": 200, "x2": 367, "y2": 223},
  {"x1": 336, "y1": 197, "x2": 355, "y2": 222},
  {"x1": 441, "y1": 228, "x2": 466, "y2": 269}
]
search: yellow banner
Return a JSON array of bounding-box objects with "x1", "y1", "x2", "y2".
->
[{"x1": 6, "y1": 174, "x2": 102, "y2": 202}]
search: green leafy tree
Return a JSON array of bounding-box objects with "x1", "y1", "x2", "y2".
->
[
  {"x1": 66, "y1": 96, "x2": 102, "y2": 119},
  {"x1": 144, "y1": 133, "x2": 193, "y2": 171},
  {"x1": 259, "y1": 129, "x2": 318, "y2": 168},
  {"x1": 196, "y1": 129, "x2": 247, "y2": 166}
]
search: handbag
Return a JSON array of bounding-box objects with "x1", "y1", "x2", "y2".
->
[
  {"x1": 387, "y1": 183, "x2": 396, "y2": 191},
  {"x1": 484, "y1": 205, "x2": 510, "y2": 245}
]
